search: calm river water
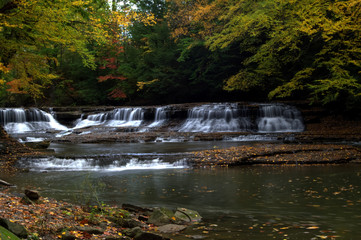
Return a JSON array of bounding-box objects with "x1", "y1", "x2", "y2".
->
[{"x1": 4, "y1": 142, "x2": 361, "y2": 239}]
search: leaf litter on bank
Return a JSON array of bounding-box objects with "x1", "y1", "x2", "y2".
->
[
  {"x1": 191, "y1": 143, "x2": 361, "y2": 167},
  {"x1": 0, "y1": 188, "x2": 129, "y2": 239}
]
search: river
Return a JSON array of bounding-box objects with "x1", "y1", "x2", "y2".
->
[
  {"x1": 4, "y1": 142, "x2": 361, "y2": 240},
  {"x1": 1, "y1": 103, "x2": 359, "y2": 239}
]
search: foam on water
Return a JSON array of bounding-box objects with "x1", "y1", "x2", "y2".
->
[{"x1": 19, "y1": 157, "x2": 188, "y2": 172}]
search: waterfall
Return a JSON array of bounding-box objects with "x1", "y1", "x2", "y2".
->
[
  {"x1": 257, "y1": 104, "x2": 304, "y2": 132},
  {"x1": 0, "y1": 108, "x2": 68, "y2": 133},
  {"x1": 74, "y1": 108, "x2": 144, "y2": 129},
  {"x1": 178, "y1": 103, "x2": 252, "y2": 132},
  {"x1": 148, "y1": 107, "x2": 167, "y2": 128}
]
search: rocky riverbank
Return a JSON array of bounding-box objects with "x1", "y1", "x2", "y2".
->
[{"x1": 0, "y1": 187, "x2": 204, "y2": 240}]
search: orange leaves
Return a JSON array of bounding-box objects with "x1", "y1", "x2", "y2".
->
[
  {"x1": 6, "y1": 79, "x2": 27, "y2": 94},
  {"x1": 167, "y1": 0, "x2": 222, "y2": 40},
  {"x1": 98, "y1": 75, "x2": 127, "y2": 82},
  {"x1": 108, "y1": 88, "x2": 127, "y2": 99}
]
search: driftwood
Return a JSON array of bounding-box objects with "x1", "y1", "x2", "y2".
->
[{"x1": 0, "y1": 179, "x2": 14, "y2": 187}]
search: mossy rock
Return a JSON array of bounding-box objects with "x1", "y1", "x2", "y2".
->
[
  {"x1": 147, "y1": 207, "x2": 174, "y2": 225},
  {"x1": 0, "y1": 226, "x2": 21, "y2": 240},
  {"x1": 174, "y1": 208, "x2": 202, "y2": 223}
]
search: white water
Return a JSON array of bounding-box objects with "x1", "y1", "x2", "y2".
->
[
  {"x1": 19, "y1": 157, "x2": 188, "y2": 172},
  {"x1": 224, "y1": 135, "x2": 279, "y2": 142},
  {"x1": 1, "y1": 103, "x2": 305, "y2": 137},
  {"x1": 148, "y1": 107, "x2": 167, "y2": 128},
  {"x1": 179, "y1": 103, "x2": 252, "y2": 132},
  {"x1": 257, "y1": 104, "x2": 304, "y2": 132},
  {"x1": 0, "y1": 108, "x2": 68, "y2": 134},
  {"x1": 74, "y1": 108, "x2": 144, "y2": 129}
]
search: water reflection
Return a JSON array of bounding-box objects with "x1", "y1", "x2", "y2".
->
[{"x1": 4, "y1": 165, "x2": 361, "y2": 239}]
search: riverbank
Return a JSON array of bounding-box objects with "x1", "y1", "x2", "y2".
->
[
  {"x1": 191, "y1": 143, "x2": 361, "y2": 167},
  {"x1": 0, "y1": 187, "x2": 203, "y2": 240}
]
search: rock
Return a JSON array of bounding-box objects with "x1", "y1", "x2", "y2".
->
[
  {"x1": 174, "y1": 208, "x2": 202, "y2": 223},
  {"x1": 0, "y1": 179, "x2": 14, "y2": 187},
  {"x1": 24, "y1": 141, "x2": 50, "y2": 149},
  {"x1": 157, "y1": 224, "x2": 187, "y2": 233},
  {"x1": 25, "y1": 189, "x2": 40, "y2": 201},
  {"x1": 122, "y1": 203, "x2": 153, "y2": 213},
  {"x1": 112, "y1": 218, "x2": 143, "y2": 228},
  {"x1": 75, "y1": 226, "x2": 104, "y2": 234},
  {"x1": 134, "y1": 232, "x2": 170, "y2": 240},
  {"x1": 124, "y1": 227, "x2": 143, "y2": 238},
  {"x1": 147, "y1": 207, "x2": 174, "y2": 226},
  {"x1": 20, "y1": 196, "x2": 35, "y2": 205},
  {"x1": 61, "y1": 232, "x2": 76, "y2": 240},
  {"x1": 105, "y1": 236, "x2": 131, "y2": 240},
  {"x1": 190, "y1": 235, "x2": 206, "y2": 239},
  {"x1": 0, "y1": 218, "x2": 28, "y2": 238}
]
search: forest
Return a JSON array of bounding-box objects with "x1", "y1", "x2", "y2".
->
[{"x1": 0, "y1": 0, "x2": 361, "y2": 114}]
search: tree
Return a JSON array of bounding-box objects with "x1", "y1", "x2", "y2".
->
[
  {"x1": 166, "y1": 0, "x2": 361, "y2": 110},
  {"x1": 0, "y1": 0, "x2": 109, "y2": 103}
]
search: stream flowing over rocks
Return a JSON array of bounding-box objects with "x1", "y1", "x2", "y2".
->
[
  {"x1": 1, "y1": 102, "x2": 361, "y2": 168},
  {"x1": 1, "y1": 102, "x2": 305, "y2": 143},
  {"x1": 1, "y1": 102, "x2": 361, "y2": 239}
]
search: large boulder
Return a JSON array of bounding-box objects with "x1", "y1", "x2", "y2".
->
[{"x1": 0, "y1": 218, "x2": 28, "y2": 239}]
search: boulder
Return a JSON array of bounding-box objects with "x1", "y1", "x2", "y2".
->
[
  {"x1": 174, "y1": 208, "x2": 202, "y2": 223},
  {"x1": 112, "y1": 218, "x2": 144, "y2": 228},
  {"x1": 122, "y1": 203, "x2": 152, "y2": 213},
  {"x1": 157, "y1": 224, "x2": 187, "y2": 233},
  {"x1": 0, "y1": 225, "x2": 21, "y2": 240},
  {"x1": 24, "y1": 189, "x2": 40, "y2": 201},
  {"x1": 124, "y1": 227, "x2": 143, "y2": 238},
  {"x1": 147, "y1": 207, "x2": 174, "y2": 226},
  {"x1": 24, "y1": 141, "x2": 50, "y2": 149},
  {"x1": 0, "y1": 218, "x2": 28, "y2": 239}
]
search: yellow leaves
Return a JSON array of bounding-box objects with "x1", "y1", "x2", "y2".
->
[
  {"x1": 72, "y1": 0, "x2": 89, "y2": 7},
  {"x1": 0, "y1": 62, "x2": 10, "y2": 74},
  {"x1": 306, "y1": 226, "x2": 320, "y2": 230},
  {"x1": 137, "y1": 79, "x2": 159, "y2": 90}
]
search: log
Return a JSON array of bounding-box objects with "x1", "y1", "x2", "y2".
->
[{"x1": 0, "y1": 179, "x2": 14, "y2": 187}]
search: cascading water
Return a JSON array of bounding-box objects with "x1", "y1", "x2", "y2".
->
[
  {"x1": 257, "y1": 104, "x2": 304, "y2": 132},
  {"x1": 0, "y1": 108, "x2": 67, "y2": 134},
  {"x1": 16, "y1": 157, "x2": 188, "y2": 172},
  {"x1": 74, "y1": 108, "x2": 144, "y2": 129},
  {"x1": 148, "y1": 107, "x2": 167, "y2": 128},
  {"x1": 178, "y1": 103, "x2": 252, "y2": 132}
]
